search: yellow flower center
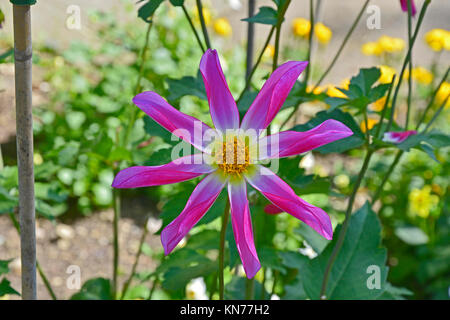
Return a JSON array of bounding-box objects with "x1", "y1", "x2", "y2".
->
[{"x1": 215, "y1": 136, "x2": 250, "y2": 177}]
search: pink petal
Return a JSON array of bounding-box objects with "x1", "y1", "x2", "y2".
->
[
  {"x1": 400, "y1": 0, "x2": 416, "y2": 16},
  {"x1": 246, "y1": 166, "x2": 333, "y2": 240},
  {"x1": 200, "y1": 49, "x2": 240, "y2": 131},
  {"x1": 133, "y1": 91, "x2": 213, "y2": 152},
  {"x1": 240, "y1": 61, "x2": 308, "y2": 132},
  {"x1": 258, "y1": 119, "x2": 353, "y2": 160},
  {"x1": 228, "y1": 181, "x2": 261, "y2": 279},
  {"x1": 161, "y1": 173, "x2": 226, "y2": 255},
  {"x1": 112, "y1": 154, "x2": 214, "y2": 188},
  {"x1": 382, "y1": 130, "x2": 417, "y2": 144},
  {"x1": 264, "y1": 203, "x2": 284, "y2": 215}
]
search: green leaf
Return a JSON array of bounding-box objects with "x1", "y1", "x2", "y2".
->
[
  {"x1": 350, "y1": 67, "x2": 381, "y2": 97},
  {"x1": 291, "y1": 109, "x2": 365, "y2": 154},
  {"x1": 259, "y1": 247, "x2": 286, "y2": 274},
  {"x1": 0, "y1": 187, "x2": 18, "y2": 215},
  {"x1": 143, "y1": 117, "x2": 174, "y2": 144},
  {"x1": 169, "y1": 0, "x2": 184, "y2": 6},
  {"x1": 242, "y1": 7, "x2": 278, "y2": 25},
  {"x1": 302, "y1": 202, "x2": 388, "y2": 299},
  {"x1": 162, "y1": 260, "x2": 216, "y2": 291},
  {"x1": 57, "y1": 141, "x2": 80, "y2": 166},
  {"x1": 137, "y1": 0, "x2": 164, "y2": 22},
  {"x1": 166, "y1": 72, "x2": 206, "y2": 102},
  {"x1": 0, "y1": 49, "x2": 13, "y2": 63},
  {"x1": 225, "y1": 277, "x2": 269, "y2": 299},
  {"x1": 295, "y1": 223, "x2": 329, "y2": 254},
  {"x1": 377, "y1": 283, "x2": 413, "y2": 300},
  {"x1": 70, "y1": 278, "x2": 112, "y2": 300},
  {"x1": 0, "y1": 278, "x2": 20, "y2": 297},
  {"x1": 0, "y1": 260, "x2": 12, "y2": 276}
]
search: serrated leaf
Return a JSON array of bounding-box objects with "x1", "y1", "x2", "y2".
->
[{"x1": 302, "y1": 202, "x2": 388, "y2": 300}]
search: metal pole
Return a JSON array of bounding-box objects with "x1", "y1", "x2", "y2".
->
[
  {"x1": 245, "y1": 0, "x2": 256, "y2": 80},
  {"x1": 12, "y1": 2, "x2": 36, "y2": 300}
]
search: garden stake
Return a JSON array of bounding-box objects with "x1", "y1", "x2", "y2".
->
[
  {"x1": 11, "y1": 0, "x2": 37, "y2": 300},
  {"x1": 245, "y1": 0, "x2": 256, "y2": 81}
]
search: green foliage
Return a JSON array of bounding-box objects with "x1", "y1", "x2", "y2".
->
[
  {"x1": 70, "y1": 278, "x2": 113, "y2": 300},
  {"x1": 242, "y1": 7, "x2": 278, "y2": 25},
  {"x1": 302, "y1": 203, "x2": 390, "y2": 299},
  {"x1": 0, "y1": 260, "x2": 19, "y2": 298},
  {"x1": 137, "y1": 0, "x2": 164, "y2": 22}
]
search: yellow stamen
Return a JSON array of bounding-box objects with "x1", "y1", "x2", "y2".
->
[{"x1": 215, "y1": 136, "x2": 250, "y2": 177}]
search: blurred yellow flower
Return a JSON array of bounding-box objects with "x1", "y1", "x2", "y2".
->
[
  {"x1": 361, "y1": 42, "x2": 383, "y2": 56},
  {"x1": 326, "y1": 85, "x2": 347, "y2": 98},
  {"x1": 371, "y1": 96, "x2": 387, "y2": 112},
  {"x1": 405, "y1": 66, "x2": 434, "y2": 85},
  {"x1": 334, "y1": 174, "x2": 350, "y2": 189},
  {"x1": 315, "y1": 22, "x2": 332, "y2": 45},
  {"x1": 340, "y1": 78, "x2": 350, "y2": 90},
  {"x1": 306, "y1": 85, "x2": 324, "y2": 95},
  {"x1": 379, "y1": 65, "x2": 396, "y2": 84},
  {"x1": 360, "y1": 118, "x2": 378, "y2": 132},
  {"x1": 292, "y1": 18, "x2": 311, "y2": 38},
  {"x1": 424, "y1": 28, "x2": 450, "y2": 52},
  {"x1": 378, "y1": 35, "x2": 405, "y2": 53},
  {"x1": 409, "y1": 186, "x2": 439, "y2": 218},
  {"x1": 263, "y1": 44, "x2": 275, "y2": 60},
  {"x1": 193, "y1": 6, "x2": 212, "y2": 26},
  {"x1": 213, "y1": 18, "x2": 232, "y2": 37},
  {"x1": 436, "y1": 81, "x2": 450, "y2": 109}
]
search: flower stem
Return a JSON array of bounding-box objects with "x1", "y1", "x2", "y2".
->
[
  {"x1": 415, "y1": 67, "x2": 449, "y2": 130},
  {"x1": 375, "y1": 75, "x2": 396, "y2": 139},
  {"x1": 182, "y1": 4, "x2": 205, "y2": 53},
  {"x1": 423, "y1": 93, "x2": 450, "y2": 132},
  {"x1": 313, "y1": 0, "x2": 370, "y2": 89},
  {"x1": 303, "y1": 0, "x2": 315, "y2": 86},
  {"x1": 320, "y1": 148, "x2": 374, "y2": 299},
  {"x1": 245, "y1": 278, "x2": 254, "y2": 300},
  {"x1": 120, "y1": 218, "x2": 149, "y2": 299},
  {"x1": 272, "y1": 0, "x2": 292, "y2": 72},
  {"x1": 386, "y1": 0, "x2": 431, "y2": 132},
  {"x1": 405, "y1": 0, "x2": 413, "y2": 130},
  {"x1": 371, "y1": 150, "x2": 403, "y2": 204},
  {"x1": 219, "y1": 200, "x2": 230, "y2": 300},
  {"x1": 237, "y1": 26, "x2": 276, "y2": 102},
  {"x1": 196, "y1": 0, "x2": 211, "y2": 50},
  {"x1": 112, "y1": 187, "x2": 121, "y2": 299}
]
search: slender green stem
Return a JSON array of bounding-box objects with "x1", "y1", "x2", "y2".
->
[
  {"x1": 320, "y1": 148, "x2": 374, "y2": 299},
  {"x1": 245, "y1": 278, "x2": 255, "y2": 300},
  {"x1": 260, "y1": 268, "x2": 267, "y2": 299},
  {"x1": 181, "y1": 4, "x2": 205, "y2": 53},
  {"x1": 112, "y1": 187, "x2": 121, "y2": 299},
  {"x1": 209, "y1": 273, "x2": 218, "y2": 299},
  {"x1": 372, "y1": 151, "x2": 403, "y2": 204},
  {"x1": 196, "y1": 0, "x2": 211, "y2": 49},
  {"x1": 272, "y1": 0, "x2": 292, "y2": 72},
  {"x1": 387, "y1": 0, "x2": 431, "y2": 132},
  {"x1": 8, "y1": 212, "x2": 57, "y2": 300},
  {"x1": 423, "y1": 93, "x2": 450, "y2": 132},
  {"x1": 147, "y1": 275, "x2": 159, "y2": 300},
  {"x1": 271, "y1": 270, "x2": 279, "y2": 296},
  {"x1": 237, "y1": 26, "x2": 276, "y2": 102},
  {"x1": 416, "y1": 67, "x2": 450, "y2": 130},
  {"x1": 375, "y1": 75, "x2": 396, "y2": 139},
  {"x1": 303, "y1": 0, "x2": 315, "y2": 86},
  {"x1": 120, "y1": 219, "x2": 149, "y2": 299},
  {"x1": 219, "y1": 200, "x2": 230, "y2": 300},
  {"x1": 313, "y1": 1, "x2": 370, "y2": 89},
  {"x1": 405, "y1": 0, "x2": 413, "y2": 130},
  {"x1": 123, "y1": 20, "x2": 153, "y2": 147}
]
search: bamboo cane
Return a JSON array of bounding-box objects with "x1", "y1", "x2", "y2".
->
[{"x1": 12, "y1": 1, "x2": 36, "y2": 300}]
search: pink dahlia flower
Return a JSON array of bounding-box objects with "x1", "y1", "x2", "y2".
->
[
  {"x1": 112, "y1": 49, "x2": 353, "y2": 278},
  {"x1": 400, "y1": 0, "x2": 417, "y2": 17},
  {"x1": 383, "y1": 130, "x2": 417, "y2": 144}
]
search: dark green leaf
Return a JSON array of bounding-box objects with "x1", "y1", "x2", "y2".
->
[
  {"x1": 169, "y1": 0, "x2": 184, "y2": 6},
  {"x1": 225, "y1": 277, "x2": 268, "y2": 299},
  {"x1": 302, "y1": 202, "x2": 388, "y2": 299},
  {"x1": 242, "y1": 7, "x2": 278, "y2": 25},
  {"x1": 70, "y1": 278, "x2": 112, "y2": 300},
  {"x1": 0, "y1": 278, "x2": 20, "y2": 297},
  {"x1": 166, "y1": 72, "x2": 207, "y2": 102},
  {"x1": 138, "y1": 0, "x2": 164, "y2": 22},
  {"x1": 0, "y1": 260, "x2": 12, "y2": 276}
]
